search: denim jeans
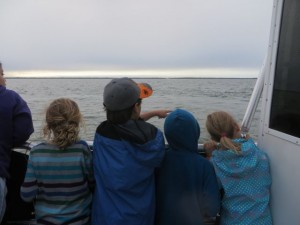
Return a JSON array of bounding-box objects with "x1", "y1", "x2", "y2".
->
[{"x1": 0, "y1": 177, "x2": 7, "y2": 223}]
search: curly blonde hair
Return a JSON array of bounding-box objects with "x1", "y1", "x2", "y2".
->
[
  {"x1": 43, "y1": 98, "x2": 82, "y2": 149},
  {"x1": 206, "y1": 111, "x2": 241, "y2": 153}
]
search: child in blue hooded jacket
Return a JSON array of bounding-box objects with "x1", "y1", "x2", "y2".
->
[
  {"x1": 92, "y1": 78, "x2": 168, "y2": 225},
  {"x1": 155, "y1": 109, "x2": 221, "y2": 225},
  {"x1": 204, "y1": 111, "x2": 272, "y2": 225}
]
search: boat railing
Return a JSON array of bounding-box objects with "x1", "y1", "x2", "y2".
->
[{"x1": 12, "y1": 141, "x2": 207, "y2": 156}]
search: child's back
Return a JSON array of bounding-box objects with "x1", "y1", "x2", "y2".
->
[
  {"x1": 211, "y1": 138, "x2": 272, "y2": 225},
  {"x1": 21, "y1": 98, "x2": 94, "y2": 224},
  {"x1": 21, "y1": 141, "x2": 94, "y2": 224},
  {"x1": 155, "y1": 109, "x2": 220, "y2": 225},
  {"x1": 92, "y1": 78, "x2": 165, "y2": 225},
  {"x1": 205, "y1": 111, "x2": 272, "y2": 225}
]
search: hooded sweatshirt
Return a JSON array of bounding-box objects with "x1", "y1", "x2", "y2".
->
[
  {"x1": 155, "y1": 109, "x2": 220, "y2": 225},
  {"x1": 92, "y1": 119, "x2": 165, "y2": 225},
  {"x1": 0, "y1": 85, "x2": 34, "y2": 178},
  {"x1": 211, "y1": 138, "x2": 272, "y2": 225}
]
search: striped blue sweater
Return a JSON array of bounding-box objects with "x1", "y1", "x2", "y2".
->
[{"x1": 21, "y1": 141, "x2": 94, "y2": 225}]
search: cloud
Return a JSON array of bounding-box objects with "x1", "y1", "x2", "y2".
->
[{"x1": 0, "y1": 0, "x2": 273, "y2": 74}]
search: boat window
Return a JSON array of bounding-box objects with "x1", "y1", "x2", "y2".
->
[{"x1": 269, "y1": 0, "x2": 300, "y2": 138}]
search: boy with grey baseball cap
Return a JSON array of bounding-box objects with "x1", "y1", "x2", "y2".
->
[
  {"x1": 92, "y1": 77, "x2": 167, "y2": 225},
  {"x1": 103, "y1": 77, "x2": 153, "y2": 111}
]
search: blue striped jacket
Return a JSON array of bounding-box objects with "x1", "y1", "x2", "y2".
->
[{"x1": 21, "y1": 140, "x2": 94, "y2": 225}]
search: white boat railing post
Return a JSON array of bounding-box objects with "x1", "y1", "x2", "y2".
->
[{"x1": 241, "y1": 57, "x2": 266, "y2": 135}]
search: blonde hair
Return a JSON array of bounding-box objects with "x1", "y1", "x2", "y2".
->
[
  {"x1": 43, "y1": 98, "x2": 82, "y2": 149},
  {"x1": 206, "y1": 111, "x2": 241, "y2": 152}
]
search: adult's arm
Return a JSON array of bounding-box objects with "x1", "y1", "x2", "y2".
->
[
  {"x1": 20, "y1": 154, "x2": 38, "y2": 202},
  {"x1": 13, "y1": 94, "x2": 34, "y2": 146}
]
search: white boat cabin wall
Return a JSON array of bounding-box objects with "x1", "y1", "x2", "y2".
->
[{"x1": 257, "y1": 0, "x2": 300, "y2": 224}]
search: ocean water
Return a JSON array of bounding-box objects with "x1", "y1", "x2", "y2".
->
[{"x1": 7, "y1": 78, "x2": 260, "y2": 143}]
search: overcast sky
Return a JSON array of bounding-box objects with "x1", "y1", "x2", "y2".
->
[{"x1": 0, "y1": 0, "x2": 273, "y2": 77}]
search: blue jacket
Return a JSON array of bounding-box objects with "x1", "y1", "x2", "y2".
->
[
  {"x1": 92, "y1": 119, "x2": 165, "y2": 225},
  {"x1": 155, "y1": 109, "x2": 221, "y2": 225},
  {"x1": 0, "y1": 85, "x2": 34, "y2": 178},
  {"x1": 211, "y1": 138, "x2": 272, "y2": 225}
]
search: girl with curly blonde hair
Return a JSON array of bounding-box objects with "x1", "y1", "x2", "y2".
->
[
  {"x1": 43, "y1": 98, "x2": 82, "y2": 148},
  {"x1": 21, "y1": 98, "x2": 94, "y2": 225}
]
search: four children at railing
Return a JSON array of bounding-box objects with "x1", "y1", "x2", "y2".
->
[{"x1": 1, "y1": 73, "x2": 272, "y2": 225}]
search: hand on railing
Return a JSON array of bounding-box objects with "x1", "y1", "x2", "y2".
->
[{"x1": 203, "y1": 141, "x2": 219, "y2": 159}]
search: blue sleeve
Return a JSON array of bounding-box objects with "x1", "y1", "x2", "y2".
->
[
  {"x1": 202, "y1": 161, "x2": 221, "y2": 217},
  {"x1": 81, "y1": 143, "x2": 95, "y2": 191},
  {"x1": 137, "y1": 129, "x2": 165, "y2": 168},
  {"x1": 20, "y1": 154, "x2": 38, "y2": 202},
  {"x1": 12, "y1": 93, "x2": 34, "y2": 146}
]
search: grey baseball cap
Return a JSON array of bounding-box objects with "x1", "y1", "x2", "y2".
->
[{"x1": 103, "y1": 77, "x2": 153, "y2": 111}]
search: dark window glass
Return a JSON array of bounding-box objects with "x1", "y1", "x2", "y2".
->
[{"x1": 269, "y1": 0, "x2": 300, "y2": 138}]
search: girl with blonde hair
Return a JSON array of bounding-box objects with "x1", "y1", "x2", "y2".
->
[
  {"x1": 21, "y1": 98, "x2": 94, "y2": 225},
  {"x1": 204, "y1": 111, "x2": 272, "y2": 225}
]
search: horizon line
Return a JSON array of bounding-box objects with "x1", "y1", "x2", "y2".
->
[
  {"x1": 5, "y1": 67, "x2": 261, "y2": 78},
  {"x1": 6, "y1": 76, "x2": 256, "y2": 79}
]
